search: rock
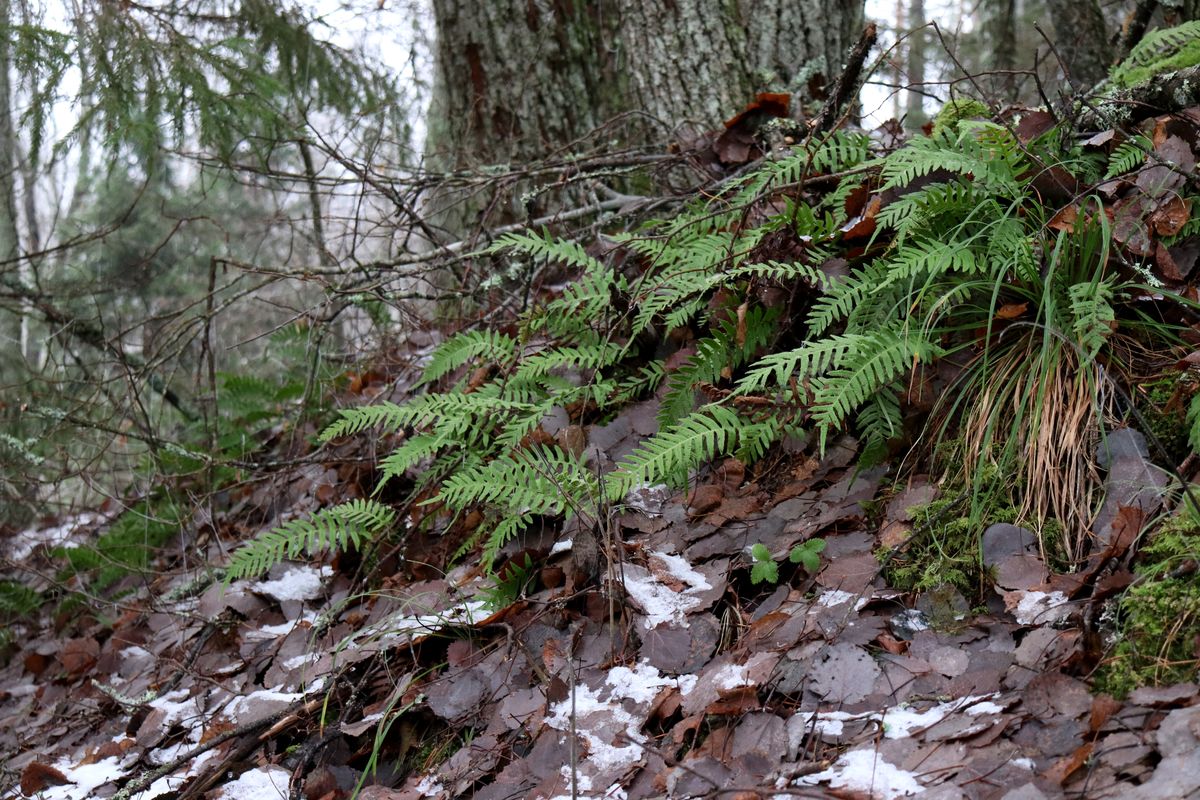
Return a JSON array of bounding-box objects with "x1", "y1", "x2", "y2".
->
[{"x1": 982, "y1": 523, "x2": 1040, "y2": 569}]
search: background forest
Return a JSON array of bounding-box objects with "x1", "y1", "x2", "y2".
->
[{"x1": 6, "y1": 0, "x2": 1200, "y2": 798}]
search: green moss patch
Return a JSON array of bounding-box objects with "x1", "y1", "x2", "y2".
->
[{"x1": 1095, "y1": 516, "x2": 1200, "y2": 698}]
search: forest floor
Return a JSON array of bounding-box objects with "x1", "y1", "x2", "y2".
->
[
  {"x1": 1, "y1": 335, "x2": 1198, "y2": 800},
  {"x1": 7, "y1": 102, "x2": 1200, "y2": 799}
]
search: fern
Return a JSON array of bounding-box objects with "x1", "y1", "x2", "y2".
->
[
  {"x1": 1112, "y1": 21, "x2": 1200, "y2": 87},
  {"x1": 225, "y1": 499, "x2": 396, "y2": 581},
  {"x1": 420, "y1": 330, "x2": 517, "y2": 386},
  {"x1": 737, "y1": 334, "x2": 866, "y2": 394},
  {"x1": 1105, "y1": 135, "x2": 1151, "y2": 179},
  {"x1": 437, "y1": 444, "x2": 597, "y2": 517},
  {"x1": 1067, "y1": 279, "x2": 1117, "y2": 358},
  {"x1": 488, "y1": 229, "x2": 606, "y2": 273},
  {"x1": 606, "y1": 405, "x2": 748, "y2": 498},
  {"x1": 808, "y1": 328, "x2": 940, "y2": 451},
  {"x1": 322, "y1": 393, "x2": 540, "y2": 441},
  {"x1": 881, "y1": 126, "x2": 1024, "y2": 196}
]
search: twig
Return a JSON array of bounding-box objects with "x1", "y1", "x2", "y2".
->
[{"x1": 813, "y1": 22, "x2": 878, "y2": 135}]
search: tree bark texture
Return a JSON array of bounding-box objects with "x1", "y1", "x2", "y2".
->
[
  {"x1": 1045, "y1": 0, "x2": 1111, "y2": 90},
  {"x1": 426, "y1": 0, "x2": 865, "y2": 171},
  {"x1": 905, "y1": 0, "x2": 927, "y2": 130},
  {"x1": 984, "y1": 0, "x2": 1017, "y2": 101}
]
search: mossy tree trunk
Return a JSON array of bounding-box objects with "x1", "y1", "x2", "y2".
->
[{"x1": 426, "y1": 0, "x2": 864, "y2": 191}]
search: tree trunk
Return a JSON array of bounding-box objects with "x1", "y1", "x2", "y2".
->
[
  {"x1": 0, "y1": 0, "x2": 26, "y2": 370},
  {"x1": 426, "y1": 0, "x2": 865, "y2": 173},
  {"x1": 984, "y1": 0, "x2": 1017, "y2": 102},
  {"x1": 905, "y1": 0, "x2": 927, "y2": 131},
  {"x1": 1046, "y1": 0, "x2": 1110, "y2": 90}
]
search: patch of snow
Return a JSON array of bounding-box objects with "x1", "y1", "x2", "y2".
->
[
  {"x1": 415, "y1": 774, "x2": 445, "y2": 796},
  {"x1": 133, "y1": 748, "x2": 219, "y2": 800},
  {"x1": 148, "y1": 688, "x2": 202, "y2": 729},
  {"x1": 251, "y1": 565, "x2": 333, "y2": 603},
  {"x1": 798, "y1": 748, "x2": 924, "y2": 799},
  {"x1": 816, "y1": 589, "x2": 868, "y2": 611},
  {"x1": 710, "y1": 663, "x2": 751, "y2": 691},
  {"x1": 213, "y1": 765, "x2": 291, "y2": 799},
  {"x1": 1012, "y1": 757, "x2": 1035, "y2": 770},
  {"x1": 29, "y1": 755, "x2": 128, "y2": 800},
  {"x1": 282, "y1": 652, "x2": 319, "y2": 671},
  {"x1": 560, "y1": 766, "x2": 593, "y2": 792},
  {"x1": 545, "y1": 662, "x2": 691, "y2": 782},
  {"x1": 624, "y1": 483, "x2": 669, "y2": 516},
  {"x1": 550, "y1": 538, "x2": 573, "y2": 555},
  {"x1": 648, "y1": 550, "x2": 712, "y2": 591},
  {"x1": 120, "y1": 645, "x2": 153, "y2": 660},
  {"x1": 791, "y1": 694, "x2": 1003, "y2": 744},
  {"x1": 676, "y1": 674, "x2": 698, "y2": 695},
  {"x1": 965, "y1": 699, "x2": 1006, "y2": 715},
  {"x1": 245, "y1": 609, "x2": 323, "y2": 640},
  {"x1": 621, "y1": 563, "x2": 709, "y2": 630},
  {"x1": 1013, "y1": 590, "x2": 1071, "y2": 625},
  {"x1": 349, "y1": 599, "x2": 490, "y2": 647},
  {"x1": 792, "y1": 709, "x2": 860, "y2": 740},
  {"x1": 224, "y1": 685, "x2": 306, "y2": 722},
  {"x1": 8, "y1": 512, "x2": 100, "y2": 561},
  {"x1": 605, "y1": 661, "x2": 677, "y2": 704}
]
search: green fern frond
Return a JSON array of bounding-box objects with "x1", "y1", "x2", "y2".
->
[
  {"x1": 736, "y1": 334, "x2": 866, "y2": 394},
  {"x1": 489, "y1": 229, "x2": 605, "y2": 273},
  {"x1": 1067, "y1": 279, "x2": 1117, "y2": 357},
  {"x1": 881, "y1": 127, "x2": 1023, "y2": 195},
  {"x1": 806, "y1": 262, "x2": 887, "y2": 335},
  {"x1": 878, "y1": 239, "x2": 982, "y2": 289},
  {"x1": 606, "y1": 405, "x2": 745, "y2": 497},
  {"x1": 987, "y1": 215, "x2": 1037, "y2": 280},
  {"x1": 876, "y1": 180, "x2": 978, "y2": 236},
  {"x1": 480, "y1": 513, "x2": 534, "y2": 572},
  {"x1": 1112, "y1": 21, "x2": 1200, "y2": 87},
  {"x1": 612, "y1": 362, "x2": 667, "y2": 404},
  {"x1": 376, "y1": 434, "x2": 452, "y2": 489},
  {"x1": 809, "y1": 329, "x2": 940, "y2": 451},
  {"x1": 1189, "y1": 393, "x2": 1200, "y2": 454},
  {"x1": 436, "y1": 444, "x2": 598, "y2": 517},
  {"x1": 660, "y1": 337, "x2": 732, "y2": 426},
  {"x1": 1105, "y1": 135, "x2": 1151, "y2": 179},
  {"x1": 510, "y1": 341, "x2": 623, "y2": 383},
  {"x1": 224, "y1": 499, "x2": 396, "y2": 581},
  {"x1": 736, "y1": 416, "x2": 785, "y2": 463},
  {"x1": 631, "y1": 270, "x2": 716, "y2": 336},
  {"x1": 857, "y1": 390, "x2": 904, "y2": 466},
  {"x1": 320, "y1": 401, "x2": 409, "y2": 440},
  {"x1": 322, "y1": 393, "x2": 540, "y2": 442},
  {"x1": 420, "y1": 330, "x2": 517, "y2": 386},
  {"x1": 713, "y1": 259, "x2": 828, "y2": 289}
]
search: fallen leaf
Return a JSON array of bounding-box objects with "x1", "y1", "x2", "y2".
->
[
  {"x1": 1150, "y1": 195, "x2": 1191, "y2": 237},
  {"x1": 59, "y1": 637, "x2": 99, "y2": 677},
  {"x1": 20, "y1": 762, "x2": 72, "y2": 795},
  {"x1": 995, "y1": 302, "x2": 1028, "y2": 320},
  {"x1": 1044, "y1": 742, "x2": 1093, "y2": 785}
]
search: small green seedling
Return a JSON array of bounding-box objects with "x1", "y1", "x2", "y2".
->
[
  {"x1": 789, "y1": 537, "x2": 826, "y2": 572},
  {"x1": 750, "y1": 538, "x2": 826, "y2": 584}
]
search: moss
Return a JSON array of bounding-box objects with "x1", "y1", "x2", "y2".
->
[
  {"x1": 1094, "y1": 516, "x2": 1200, "y2": 698},
  {"x1": 1135, "y1": 377, "x2": 1192, "y2": 466},
  {"x1": 931, "y1": 98, "x2": 990, "y2": 138},
  {"x1": 881, "y1": 449, "x2": 1070, "y2": 601}
]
